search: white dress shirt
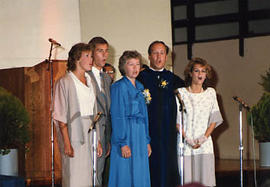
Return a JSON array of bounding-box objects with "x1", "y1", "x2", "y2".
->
[{"x1": 92, "y1": 66, "x2": 103, "y2": 90}]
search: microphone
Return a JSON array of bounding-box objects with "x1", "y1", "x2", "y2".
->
[
  {"x1": 232, "y1": 96, "x2": 250, "y2": 111},
  {"x1": 174, "y1": 89, "x2": 186, "y2": 113},
  {"x1": 88, "y1": 112, "x2": 103, "y2": 133},
  {"x1": 48, "y1": 38, "x2": 61, "y2": 46}
]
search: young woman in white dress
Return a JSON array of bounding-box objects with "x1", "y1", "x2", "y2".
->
[
  {"x1": 176, "y1": 58, "x2": 223, "y2": 187},
  {"x1": 53, "y1": 43, "x2": 103, "y2": 187}
]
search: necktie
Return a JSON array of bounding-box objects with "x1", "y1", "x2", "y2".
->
[
  {"x1": 99, "y1": 72, "x2": 108, "y2": 111},
  {"x1": 100, "y1": 72, "x2": 105, "y2": 94}
]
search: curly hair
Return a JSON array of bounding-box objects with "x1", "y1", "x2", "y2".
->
[
  {"x1": 67, "y1": 43, "x2": 93, "y2": 71},
  {"x1": 118, "y1": 50, "x2": 142, "y2": 76},
  {"x1": 184, "y1": 57, "x2": 213, "y2": 89}
]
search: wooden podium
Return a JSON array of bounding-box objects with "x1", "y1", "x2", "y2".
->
[{"x1": 0, "y1": 60, "x2": 67, "y2": 185}]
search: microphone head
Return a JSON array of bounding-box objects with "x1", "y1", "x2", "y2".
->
[
  {"x1": 48, "y1": 38, "x2": 61, "y2": 46},
  {"x1": 232, "y1": 96, "x2": 238, "y2": 101}
]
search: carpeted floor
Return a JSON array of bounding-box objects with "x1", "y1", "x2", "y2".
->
[{"x1": 25, "y1": 159, "x2": 270, "y2": 187}]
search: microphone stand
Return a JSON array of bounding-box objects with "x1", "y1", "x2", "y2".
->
[
  {"x1": 46, "y1": 42, "x2": 55, "y2": 187},
  {"x1": 238, "y1": 104, "x2": 244, "y2": 187},
  {"x1": 88, "y1": 112, "x2": 103, "y2": 186},
  {"x1": 233, "y1": 96, "x2": 250, "y2": 187},
  {"x1": 175, "y1": 90, "x2": 186, "y2": 186},
  {"x1": 46, "y1": 41, "x2": 60, "y2": 187}
]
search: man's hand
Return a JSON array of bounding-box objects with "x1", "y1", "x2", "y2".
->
[
  {"x1": 176, "y1": 124, "x2": 180, "y2": 132},
  {"x1": 97, "y1": 141, "x2": 103, "y2": 157},
  {"x1": 105, "y1": 142, "x2": 111, "y2": 157},
  {"x1": 147, "y1": 144, "x2": 152, "y2": 157}
]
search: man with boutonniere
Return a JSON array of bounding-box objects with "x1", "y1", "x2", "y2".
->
[{"x1": 137, "y1": 41, "x2": 185, "y2": 187}]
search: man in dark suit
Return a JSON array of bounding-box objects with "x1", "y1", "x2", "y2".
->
[
  {"x1": 137, "y1": 41, "x2": 185, "y2": 187},
  {"x1": 87, "y1": 37, "x2": 111, "y2": 186}
]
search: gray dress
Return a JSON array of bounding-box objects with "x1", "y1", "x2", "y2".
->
[{"x1": 53, "y1": 73, "x2": 100, "y2": 187}]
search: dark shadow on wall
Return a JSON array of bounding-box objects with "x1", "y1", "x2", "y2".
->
[
  {"x1": 210, "y1": 66, "x2": 228, "y2": 159},
  {"x1": 212, "y1": 93, "x2": 229, "y2": 159}
]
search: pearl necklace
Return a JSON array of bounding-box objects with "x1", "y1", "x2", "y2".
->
[{"x1": 188, "y1": 86, "x2": 203, "y2": 93}]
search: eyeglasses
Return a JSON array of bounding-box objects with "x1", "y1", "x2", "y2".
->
[{"x1": 105, "y1": 71, "x2": 115, "y2": 74}]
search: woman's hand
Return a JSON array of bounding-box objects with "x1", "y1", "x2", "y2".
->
[
  {"x1": 97, "y1": 141, "x2": 103, "y2": 157},
  {"x1": 185, "y1": 137, "x2": 200, "y2": 149},
  {"x1": 147, "y1": 144, "x2": 152, "y2": 157},
  {"x1": 191, "y1": 144, "x2": 201, "y2": 149},
  {"x1": 64, "y1": 143, "x2": 74, "y2": 157},
  {"x1": 59, "y1": 122, "x2": 74, "y2": 157},
  {"x1": 196, "y1": 135, "x2": 208, "y2": 145},
  {"x1": 185, "y1": 137, "x2": 195, "y2": 147},
  {"x1": 121, "y1": 145, "x2": 131, "y2": 158}
]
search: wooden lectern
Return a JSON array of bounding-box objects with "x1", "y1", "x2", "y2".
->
[{"x1": 0, "y1": 60, "x2": 67, "y2": 185}]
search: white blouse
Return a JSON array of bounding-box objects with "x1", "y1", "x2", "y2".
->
[{"x1": 69, "y1": 72, "x2": 95, "y2": 116}]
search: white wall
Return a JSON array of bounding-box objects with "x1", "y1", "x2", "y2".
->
[
  {"x1": 0, "y1": 0, "x2": 81, "y2": 69},
  {"x1": 79, "y1": 0, "x2": 174, "y2": 79},
  {"x1": 0, "y1": 0, "x2": 173, "y2": 73},
  {"x1": 174, "y1": 36, "x2": 270, "y2": 159}
]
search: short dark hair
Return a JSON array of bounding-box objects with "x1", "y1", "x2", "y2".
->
[
  {"x1": 141, "y1": 64, "x2": 149, "y2": 70},
  {"x1": 103, "y1": 63, "x2": 116, "y2": 73},
  {"x1": 67, "y1": 43, "x2": 93, "y2": 71},
  {"x1": 184, "y1": 57, "x2": 213, "y2": 89},
  {"x1": 148, "y1": 41, "x2": 169, "y2": 55},
  {"x1": 119, "y1": 50, "x2": 142, "y2": 76},
  {"x1": 88, "y1": 36, "x2": 108, "y2": 50}
]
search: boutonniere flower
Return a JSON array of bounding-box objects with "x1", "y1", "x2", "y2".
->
[
  {"x1": 142, "y1": 89, "x2": 152, "y2": 104},
  {"x1": 159, "y1": 79, "x2": 168, "y2": 88}
]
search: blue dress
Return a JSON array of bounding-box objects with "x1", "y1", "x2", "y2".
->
[{"x1": 108, "y1": 77, "x2": 151, "y2": 187}]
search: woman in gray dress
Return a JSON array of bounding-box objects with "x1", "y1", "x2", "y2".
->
[{"x1": 53, "y1": 43, "x2": 102, "y2": 187}]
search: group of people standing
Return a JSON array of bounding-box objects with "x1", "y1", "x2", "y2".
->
[{"x1": 53, "y1": 36, "x2": 223, "y2": 187}]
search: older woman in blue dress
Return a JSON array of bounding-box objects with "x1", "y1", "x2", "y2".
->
[
  {"x1": 176, "y1": 58, "x2": 223, "y2": 187},
  {"x1": 53, "y1": 43, "x2": 103, "y2": 187},
  {"x1": 108, "y1": 51, "x2": 152, "y2": 187}
]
